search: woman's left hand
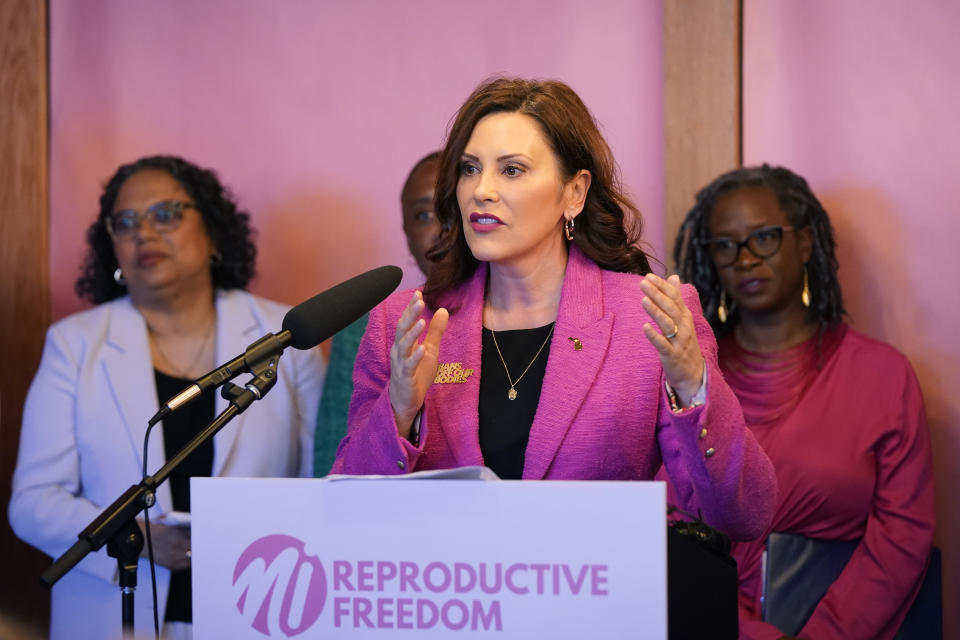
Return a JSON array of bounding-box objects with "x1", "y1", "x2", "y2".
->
[{"x1": 639, "y1": 273, "x2": 705, "y2": 407}]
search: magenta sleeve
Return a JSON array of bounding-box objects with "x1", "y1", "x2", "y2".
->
[
  {"x1": 656, "y1": 285, "x2": 777, "y2": 541},
  {"x1": 330, "y1": 294, "x2": 425, "y2": 475}
]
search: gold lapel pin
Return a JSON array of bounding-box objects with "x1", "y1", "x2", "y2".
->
[
  {"x1": 568, "y1": 337, "x2": 582, "y2": 351},
  {"x1": 434, "y1": 362, "x2": 474, "y2": 384}
]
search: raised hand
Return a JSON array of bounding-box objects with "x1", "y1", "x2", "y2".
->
[
  {"x1": 388, "y1": 291, "x2": 449, "y2": 438},
  {"x1": 639, "y1": 273, "x2": 705, "y2": 407}
]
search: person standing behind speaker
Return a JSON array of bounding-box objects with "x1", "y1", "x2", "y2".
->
[
  {"x1": 674, "y1": 164, "x2": 935, "y2": 640},
  {"x1": 8, "y1": 155, "x2": 325, "y2": 640},
  {"x1": 314, "y1": 152, "x2": 441, "y2": 475}
]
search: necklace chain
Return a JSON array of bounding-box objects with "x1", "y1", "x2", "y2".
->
[
  {"x1": 149, "y1": 317, "x2": 215, "y2": 379},
  {"x1": 489, "y1": 324, "x2": 555, "y2": 400}
]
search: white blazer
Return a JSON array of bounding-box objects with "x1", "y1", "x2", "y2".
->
[{"x1": 8, "y1": 289, "x2": 325, "y2": 640}]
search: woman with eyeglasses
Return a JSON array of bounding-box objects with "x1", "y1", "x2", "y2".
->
[
  {"x1": 9, "y1": 155, "x2": 325, "y2": 640},
  {"x1": 674, "y1": 164, "x2": 935, "y2": 640}
]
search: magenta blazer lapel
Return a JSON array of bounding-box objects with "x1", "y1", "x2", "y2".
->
[
  {"x1": 524, "y1": 247, "x2": 614, "y2": 479},
  {"x1": 425, "y1": 247, "x2": 616, "y2": 479},
  {"x1": 427, "y1": 264, "x2": 487, "y2": 468}
]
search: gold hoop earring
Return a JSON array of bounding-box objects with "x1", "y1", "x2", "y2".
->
[
  {"x1": 717, "y1": 290, "x2": 729, "y2": 323},
  {"x1": 801, "y1": 265, "x2": 811, "y2": 308},
  {"x1": 564, "y1": 217, "x2": 575, "y2": 241}
]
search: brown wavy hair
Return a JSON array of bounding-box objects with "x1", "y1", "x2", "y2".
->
[{"x1": 423, "y1": 77, "x2": 651, "y2": 308}]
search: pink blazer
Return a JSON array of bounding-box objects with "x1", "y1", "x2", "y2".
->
[{"x1": 332, "y1": 247, "x2": 775, "y2": 540}]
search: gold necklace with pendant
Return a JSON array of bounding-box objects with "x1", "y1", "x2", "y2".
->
[
  {"x1": 148, "y1": 317, "x2": 215, "y2": 379},
  {"x1": 489, "y1": 324, "x2": 555, "y2": 401}
]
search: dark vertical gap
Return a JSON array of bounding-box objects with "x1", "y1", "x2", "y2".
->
[
  {"x1": 736, "y1": 0, "x2": 744, "y2": 167},
  {"x1": 45, "y1": 0, "x2": 52, "y2": 319}
]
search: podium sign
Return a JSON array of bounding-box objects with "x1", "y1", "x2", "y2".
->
[{"x1": 192, "y1": 476, "x2": 666, "y2": 639}]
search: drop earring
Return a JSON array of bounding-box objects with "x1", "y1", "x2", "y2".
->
[
  {"x1": 113, "y1": 268, "x2": 126, "y2": 286},
  {"x1": 801, "y1": 265, "x2": 811, "y2": 308},
  {"x1": 717, "y1": 290, "x2": 728, "y2": 323},
  {"x1": 564, "y1": 217, "x2": 575, "y2": 241}
]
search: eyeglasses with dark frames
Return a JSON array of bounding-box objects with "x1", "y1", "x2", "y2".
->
[
  {"x1": 704, "y1": 225, "x2": 796, "y2": 267},
  {"x1": 106, "y1": 200, "x2": 195, "y2": 239}
]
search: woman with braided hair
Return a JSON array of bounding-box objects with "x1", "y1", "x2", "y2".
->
[{"x1": 674, "y1": 164, "x2": 935, "y2": 640}]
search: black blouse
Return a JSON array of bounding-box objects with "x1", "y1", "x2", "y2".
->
[
  {"x1": 478, "y1": 323, "x2": 554, "y2": 479},
  {"x1": 154, "y1": 369, "x2": 215, "y2": 624}
]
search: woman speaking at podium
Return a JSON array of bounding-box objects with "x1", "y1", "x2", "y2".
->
[{"x1": 332, "y1": 78, "x2": 776, "y2": 541}]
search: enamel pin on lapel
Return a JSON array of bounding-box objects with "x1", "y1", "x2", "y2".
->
[
  {"x1": 568, "y1": 337, "x2": 583, "y2": 351},
  {"x1": 434, "y1": 362, "x2": 474, "y2": 384}
]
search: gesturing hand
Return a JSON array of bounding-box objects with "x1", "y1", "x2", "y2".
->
[
  {"x1": 389, "y1": 291, "x2": 449, "y2": 439},
  {"x1": 639, "y1": 273, "x2": 705, "y2": 407}
]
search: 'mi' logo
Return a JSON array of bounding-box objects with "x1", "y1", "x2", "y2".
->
[{"x1": 233, "y1": 534, "x2": 327, "y2": 637}]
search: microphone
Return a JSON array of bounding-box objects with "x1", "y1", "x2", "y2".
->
[{"x1": 147, "y1": 265, "x2": 402, "y2": 426}]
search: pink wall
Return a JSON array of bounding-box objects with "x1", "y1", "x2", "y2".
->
[
  {"x1": 55, "y1": 0, "x2": 956, "y2": 629},
  {"x1": 49, "y1": 0, "x2": 664, "y2": 321},
  {"x1": 744, "y1": 0, "x2": 960, "y2": 635}
]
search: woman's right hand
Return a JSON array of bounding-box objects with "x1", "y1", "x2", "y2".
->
[
  {"x1": 388, "y1": 291, "x2": 449, "y2": 439},
  {"x1": 137, "y1": 520, "x2": 192, "y2": 571}
]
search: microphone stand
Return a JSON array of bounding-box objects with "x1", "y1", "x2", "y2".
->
[{"x1": 40, "y1": 349, "x2": 282, "y2": 636}]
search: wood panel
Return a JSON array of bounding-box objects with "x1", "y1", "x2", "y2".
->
[
  {"x1": 0, "y1": 0, "x2": 50, "y2": 637},
  {"x1": 664, "y1": 0, "x2": 742, "y2": 270}
]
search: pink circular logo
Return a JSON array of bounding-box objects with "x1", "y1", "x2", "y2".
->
[{"x1": 233, "y1": 534, "x2": 326, "y2": 637}]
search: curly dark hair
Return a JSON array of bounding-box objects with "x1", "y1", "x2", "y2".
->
[
  {"x1": 673, "y1": 164, "x2": 845, "y2": 337},
  {"x1": 423, "y1": 77, "x2": 652, "y2": 307},
  {"x1": 75, "y1": 155, "x2": 257, "y2": 304}
]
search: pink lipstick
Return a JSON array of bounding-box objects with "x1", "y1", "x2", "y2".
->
[{"x1": 469, "y1": 212, "x2": 504, "y2": 232}]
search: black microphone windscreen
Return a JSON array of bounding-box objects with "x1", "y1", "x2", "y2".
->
[{"x1": 281, "y1": 265, "x2": 403, "y2": 350}]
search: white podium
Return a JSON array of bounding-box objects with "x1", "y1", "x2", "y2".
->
[{"x1": 191, "y1": 472, "x2": 666, "y2": 638}]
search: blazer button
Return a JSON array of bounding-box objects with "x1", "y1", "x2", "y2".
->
[
  {"x1": 396, "y1": 459, "x2": 406, "y2": 470},
  {"x1": 699, "y1": 427, "x2": 708, "y2": 440},
  {"x1": 705, "y1": 447, "x2": 716, "y2": 458}
]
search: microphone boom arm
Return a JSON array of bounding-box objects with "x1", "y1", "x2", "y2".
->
[
  {"x1": 147, "y1": 331, "x2": 290, "y2": 426},
  {"x1": 41, "y1": 347, "x2": 284, "y2": 589},
  {"x1": 148, "y1": 264, "x2": 404, "y2": 426}
]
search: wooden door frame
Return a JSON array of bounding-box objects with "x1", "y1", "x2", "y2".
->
[
  {"x1": 664, "y1": 0, "x2": 742, "y2": 269},
  {"x1": 0, "y1": 0, "x2": 52, "y2": 638}
]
